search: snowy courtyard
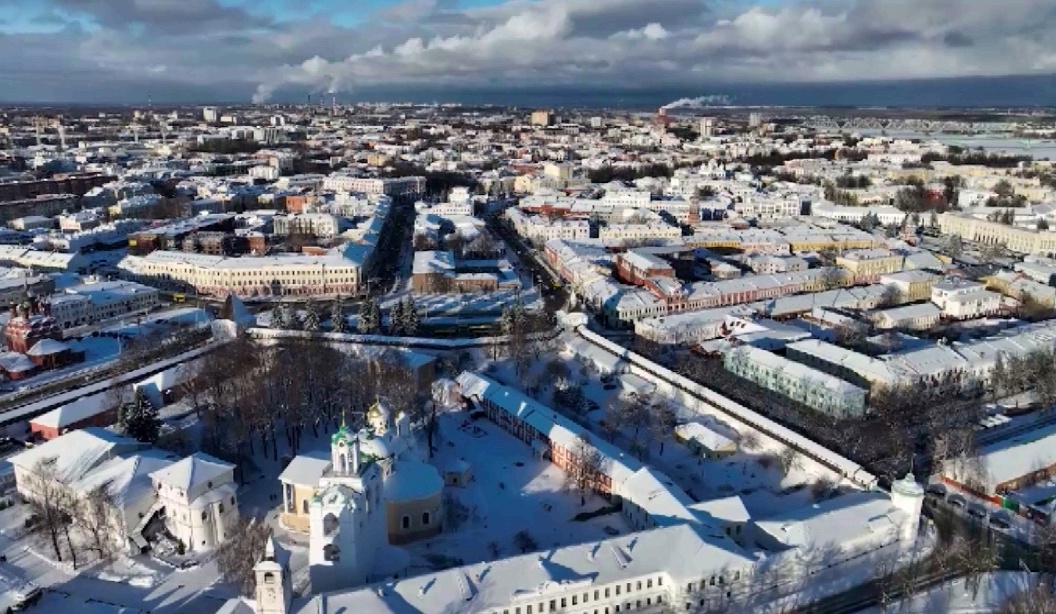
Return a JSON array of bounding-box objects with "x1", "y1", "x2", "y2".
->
[
  {"x1": 484, "y1": 341, "x2": 846, "y2": 525},
  {"x1": 401, "y1": 411, "x2": 632, "y2": 574}
]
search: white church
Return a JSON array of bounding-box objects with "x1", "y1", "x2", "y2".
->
[{"x1": 276, "y1": 399, "x2": 445, "y2": 594}]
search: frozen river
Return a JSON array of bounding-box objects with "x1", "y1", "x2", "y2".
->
[{"x1": 848, "y1": 130, "x2": 1056, "y2": 160}]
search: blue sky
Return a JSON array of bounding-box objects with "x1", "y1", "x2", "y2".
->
[{"x1": 0, "y1": 0, "x2": 1053, "y2": 104}]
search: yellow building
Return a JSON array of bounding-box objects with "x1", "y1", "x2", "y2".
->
[
  {"x1": 278, "y1": 451, "x2": 330, "y2": 532},
  {"x1": 939, "y1": 213, "x2": 1056, "y2": 255},
  {"x1": 530, "y1": 110, "x2": 552, "y2": 127},
  {"x1": 383, "y1": 461, "x2": 444, "y2": 545},
  {"x1": 674, "y1": 423, "x2": 738, "y2": 460},
  {"x1": 836, "y1": 248, "x2": 904, "y2": 279},
  {"x1": 879, "y1": 270, "x2": 937, "y2": 302},
  {"x1": 366, "y1": 152, "x2": 393, "y2": 167}
]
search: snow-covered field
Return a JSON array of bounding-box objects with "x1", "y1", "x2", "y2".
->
[
  {"x1": 854, "y1": 572, "x2": 1038, "y2": 614},
  {"x1": 486, "y1": 342, "x2": 837, "y2": 522},
  {"x1": 402, "y1": 411, "x2": 632, "y2": 573}
]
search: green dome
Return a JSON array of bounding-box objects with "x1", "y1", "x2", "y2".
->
[{"x1": 331, "y1": 423, "x2": 353, "y2": 444}]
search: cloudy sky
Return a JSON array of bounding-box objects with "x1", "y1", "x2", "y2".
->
[{"x1": 1, "y1": 0, "x2": 1053, "y2": 104}]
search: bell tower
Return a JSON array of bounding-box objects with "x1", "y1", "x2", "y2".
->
[{"x1": 254, "y1": 537, "x2": 292, "y2": 614}]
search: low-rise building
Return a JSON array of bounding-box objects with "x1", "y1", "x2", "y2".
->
[
  {"x1": 942, "y1": 422, "x2": 1056, "y2": 503},
  {"x1": 149, "y1": 453, "x2": 240, "y2": 552},
  {"x1": 931, "y1": 277, "x2": 1002, "y2": 320},
  {"x1": 46, "y1": 280, "x2": 160, "y2": 329},
  {"x1": 872, "y1": 303, "x2": 941, "y2": 331},
  {"x1": 879, "y1": 270, "x2": 938, "y2": 302},
  {"x1": 836, "y1": 248, "x2": 904, "y2": 282},
  {"x1": 673, "y1": 422, "x2": 738, "y2": 459},
  {"x1": 724, "y1": 346, "x2": 868, "y2": 418}
]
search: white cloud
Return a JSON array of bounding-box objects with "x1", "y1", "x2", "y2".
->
[
  {"x1": 5, "y1": 0, "x2": 1056, "y2": 102},
  {"x1": 620, "y1": 23, "x2": 670, "y2": 40}
]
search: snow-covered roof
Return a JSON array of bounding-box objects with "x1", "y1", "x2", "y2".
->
[
  {"x1": 279, "y1": 450, "x2": 331, "y2": 486},
  {"x1": 754, "y1": 491, "x2": 904, "y2": 552},
  {"x1": 620, "y1": 467, "x2": 699, "y2": 528},
  {"x1": 8, "y1": 428, "x2": 143, "y2": 483},
  {"x1": 26, "y1": 338, "x2": 71, "y2": 356},
  {"x1": 132, "y1": 364, "x2": 193, "y2": 408},
  {"x1": 294, "y1": 523, "x2": 754, "y2": 614},
  {"x1": 71, "y1": 451, "x2": 176, "y2": 507},
  {"x1": 689, "y1": 495, "x2": 751, "y2": 525},
  {"x1": 674, "y1": 422, "x2": 736, "y2": 452},
  {"x1": 149, "y1": 452, "x2": 233, "y2": 491},
  {"x1": 189, "y1": 481, "x2": 238, "y2": 509},
  {"x1": 963, "y1": 422, "x2": 1056, "y2": 492},
  {"x1": 30, "y1": 389, "x2": 126, "y2": 429},
  {"x1": 384, "y1": 461, "x2": 444, "y2": 502},
  {"x1": 0, "y1": 351, "x2": 35, "y2": 373}
]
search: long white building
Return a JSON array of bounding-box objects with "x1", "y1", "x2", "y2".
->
[{"x1": 46, "y1": 280, "x2": 160, "y2": 329}]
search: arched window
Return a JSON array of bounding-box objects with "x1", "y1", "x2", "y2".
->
[
  {"x1": 401, "y1": 515, "x2": 410, "y2": 529},
  {"x1": 201, "y1": 511, "x2": 208, "y2": 520},
  {"x1": 263, "y1": 572, "x2": 276, "y2": 584},
  {"x1": 422, "y1": 512, "x2": 430, "y2": 526},
  {"x1": 323, "y1": 513, "x2": 340, "y2": 536},
  {"x1": 340, "y1": 454, "x2": 348, "y2": 474},
  {"x1": 302, "y1": 499, "x2": 309, "y2": 514}
]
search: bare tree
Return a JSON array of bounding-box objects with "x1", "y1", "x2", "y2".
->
[
  {"x1": 953, "y1": 531, "x2": 1000, "y2": 601},
  {"x1": 1000, "y1": 583, "x2": 1056, "y2": 614},
  {"x1": 565, "y1": 434, "x2": 606, "y2": 506},
  {"x1": 778, "y1": 446, "x2": 802, "y2": 477},
  {"x1": 217, "y1": 518, "x2": 273, "y2": 596},
  {"x1": 877, "y1": 285, "x2": 904, "y2": 309},
  {"x1": 820, "y1": 266, "x2": 847, "y2": 291},
  {"x1": 739, "y1": 430, "x2": 761, "y2": 451},
  {"x1": 610, "y1": 394, "x2": 650, "y2": 457},
  {"x1": 649, "y1": 402, "x2": 678, "y2": 456},
  {"x1": 176, "y1": 359, "x2": 207, "y2": 418},
  {"x1": 25, "y1": 458, "x2": 71, "y2": 563},
  {"x1": 75, "y1": 483, "x2": 120, "y2": 562}
]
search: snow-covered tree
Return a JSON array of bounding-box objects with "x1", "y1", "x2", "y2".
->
[
  {"x1": 217, "y1": 518, "x2": 273, "y2": 596},
  {"x1": 270, "y1": 304, "x2": 289, "y2": 329},
  {"x1": 331, "y1": 296, "x2": 348, "y2": 333},
  {"x1": 118, "y1": 388, "x2": 161, "y2": 443},
  {"x1": 358, "y1": 297, "x2": 381, "y2": 334},
  {"x1": 402, "y1": 296, "x2": 420, "y2": 337},
  {"x1": 389, "y1": 299, "x2": 406, "y2": 335},
  {"x1": 302, "y1": 299, "x2": 320, "y2": 332},
  {"x1": 500, "y1": 299, "x2": 526, "y2": 335}
]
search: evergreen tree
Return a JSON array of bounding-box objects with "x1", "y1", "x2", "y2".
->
[
  {"x1": 302, "y1": 299, "x2": 320, "y2": 332},
  {"x1": 358, "y1": 297, "x2": 380, "y2": 334},
  {"x1": 331, "y1": 296, "x2": 348, "y2": 333},
  {"x1": 500, "y1": 299, "x2": 525, "y2": 335},
  {"x1": 119, "y1": 388, "x2": 161, "y2": 443},
  {"x1": 270, "y1": 303, "x2": 288, "y2": 329},
  {"x1": 403, "y1": 296, "x2": 420, "y2": 337},
  {"x1": 389, "y1": 299, "x2": 406, "y2": 335}
]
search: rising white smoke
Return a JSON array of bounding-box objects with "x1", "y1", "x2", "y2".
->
[{"x1": 660, "y1": 95, "x2": 733, "y2": 110}]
